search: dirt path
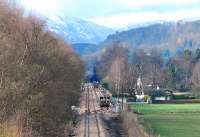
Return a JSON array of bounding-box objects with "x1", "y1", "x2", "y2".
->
[{"x1": 74, "y1": 83, "x2": 125, "y2": 137}]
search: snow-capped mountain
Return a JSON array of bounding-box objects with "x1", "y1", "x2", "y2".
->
[{"x1": 47, "y1": 16, "x2": 115, "y2": 44}]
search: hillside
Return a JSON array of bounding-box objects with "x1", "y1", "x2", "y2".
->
[
  {"x1": 102, "y1": 20, "x2": 200, "y2": 52},
  {"x1": 73, "y1": 43, "x2": 99, "y2": 56},
  {"x1": 47, "y1": 16, "x2": 115, "y2": 44}
]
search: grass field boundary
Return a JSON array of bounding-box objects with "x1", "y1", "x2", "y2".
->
[
  {"x1": 120, "y1": 110, "x2": 158, "y2": 137},
  {"x1": 130, "y1": 104, "x2": 200, "y2": 137}
]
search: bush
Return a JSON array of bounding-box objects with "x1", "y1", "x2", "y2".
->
[
  {"x1": 101, "y1": 81, "x2": 109, "y2": 90},
  {"x1": 173, "y1": 94, "x2": 196, "y2": 100}
]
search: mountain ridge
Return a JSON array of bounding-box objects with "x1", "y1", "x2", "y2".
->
[
  {"x1": 46, "y1": 16, "x2": 200, "y2": 57},
  {"x1": 47, "y1": 16, "x2": 115, "y2": 44},
  {"x1": 102, "y1": 20, "x2": 200, "y2": 52}
]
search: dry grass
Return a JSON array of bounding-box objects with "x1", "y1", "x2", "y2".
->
[
  {"x1": 0, "y1": 113, "x2": 38, "y2": 137},
  {"x1": 0, "y1": 123, "x2": 22, "y2": 137},
  {"x1": 120, "y1": 111, "x2": 156, "y2": 137},
  {"x1": 0, "y1": 115, "x2": 33, "y2": 137}
]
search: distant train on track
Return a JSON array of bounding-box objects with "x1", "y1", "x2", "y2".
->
[
  {"x1": 99, "y1": 92, "x2": 111, "y2": 108},
  {"x1": 92, "y1": 82, "x2": 112, "y2": 109}
]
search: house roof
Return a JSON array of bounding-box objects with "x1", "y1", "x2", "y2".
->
[{"x1": 144, "y1": 88, "x2": 173, "y2": 96}]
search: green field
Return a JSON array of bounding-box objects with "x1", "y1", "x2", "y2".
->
[{"x1": 131, "y1": 104, "x2": 200, "y2": 137}]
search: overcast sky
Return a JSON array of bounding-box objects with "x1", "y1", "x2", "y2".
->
[{"x1": 18, "y1": 0, "x2": 200, "y2": 28}]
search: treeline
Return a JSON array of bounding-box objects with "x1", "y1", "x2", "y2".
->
[
  {"x1": 95, "y1": 43, "x2": 200, "y2": 96},
  {"x1": 0, "y1": 1, "x2": 84, "y2": 137}
]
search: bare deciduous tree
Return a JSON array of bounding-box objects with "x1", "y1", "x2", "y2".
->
[{"x1": 0, "y1": 1, "x2": 84, "y2": 137}]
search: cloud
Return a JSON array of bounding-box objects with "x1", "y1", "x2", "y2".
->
[
  {"x1": 18, "y1": 0, "x2": 69, "y2": 16},
  {"x1": 90, "y1": 9, "x2": 200, "y2": 28},
  {"x1": 19, "y1": 0, "x2": 59, "y2": 14},
  {"x1": 118, "y1": 0, "x2": 200, "y2": 8},
  {"x1": 18, "y1": 0, "x2": 119, "y2": 18},
  {"x1": 18, "y1": 0, "x2": 200, "y2": 28}
]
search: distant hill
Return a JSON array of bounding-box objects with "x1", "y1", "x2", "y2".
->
[
  {"x1": 102, "y1": 20, "x2": 200, "y2": 52},
  {"x1": 72, "y1": 43, "x2": 100, "y2": 57},
  {"x1": 72, "y1": 43, "x2": 101, "y2": 75},
  {"x1": 48, "y1": 18, "x2": 200, "y2": 58},
  {"x1": 47, "y1": 16, "x2": 115, "y2": 44}
]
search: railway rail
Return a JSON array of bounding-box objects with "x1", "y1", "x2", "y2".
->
[
  {"x1": 91, "y1": 88, "x2": 101, "y2": 137},
  {"x1": 84, "y1": 85, "x2": 101, "y2": 137},
  {"x1": 75, "y1": 83, "x2": 124, "y2": 137}
]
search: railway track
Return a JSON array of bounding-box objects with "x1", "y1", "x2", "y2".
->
[
  {"x1": 84, "y1": 85, "x2": 101, "y2": 137},
  {"x1": 84, "y1": 87, "x2": 90, "y2": 137},
  {"x1": 76, "y1": 83, "x2": 125, "y2": 137},
  {"x1": 91, "y1": 88, "x2": 101, "y2": 137}
]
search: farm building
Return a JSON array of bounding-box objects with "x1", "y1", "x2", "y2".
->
[{"x1": 144, "y1": 89, "x2": 173, "y2": 103}]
